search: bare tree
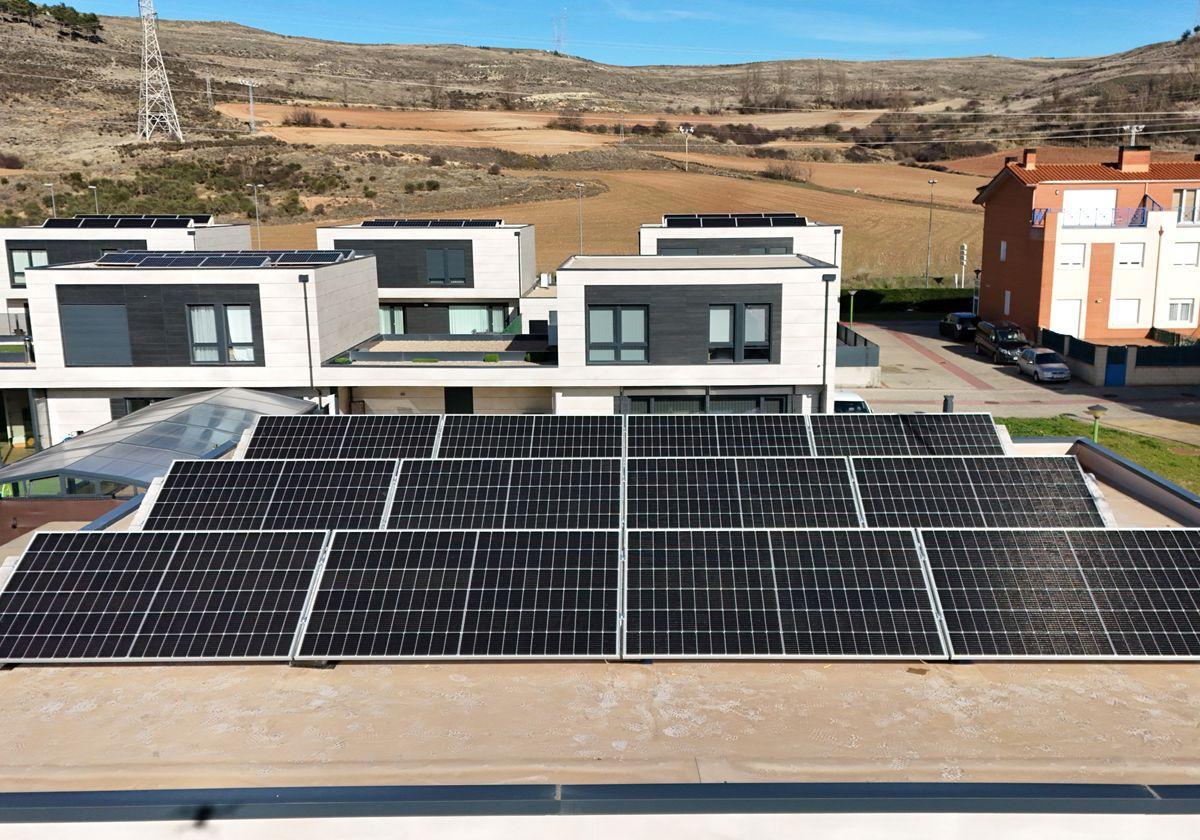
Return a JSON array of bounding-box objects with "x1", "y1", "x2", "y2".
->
[
  {"x1": 770, "y1": 65, "x2": 794, "y2": 110},
  {"x1": 738, "y1": 66, "x2": 766, "y2": 112},
  {"x1": 428, "y1": 73, "x2": 444, "y2": 109}
]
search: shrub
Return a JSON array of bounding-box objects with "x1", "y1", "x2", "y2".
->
[
  {"x1": 428, "y1": 153, "x2": 445, "y2": 166},
  {"x1": 283, "y1": 107, "x2": 322, "y2": 127},
  {"x1": 488, "y1": 163, "x2": 502, "y2": 175},
  {"x1": 404, "y1": 182, "x2": 416, "y2": 194},
  {"x1": 363, "y1": 186, "x2": 377, "y2": 198},
  {"x1": 425, "y1": 179, "x2": 440, "y2": 191},
  {"x1": 0, "y1": 152, "x2": 24, "y2": 169},
  {"x1": 482, "y1": 353, "x2": 500, "y2": 363}
]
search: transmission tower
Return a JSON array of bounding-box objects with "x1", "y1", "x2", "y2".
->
[
  {"x1": 551, "y1": 8, "x2": 567, "y2": 53},
  {"x1": 136, "y1": 0, "x2": 183, "y2": 142}
]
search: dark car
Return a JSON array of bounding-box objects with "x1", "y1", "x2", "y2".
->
[
  {"x1": 938, "y1": 311, "x2": 980, "y2": 341},
  {"x1": 974, "y1": 320, "x2": 1030, "y2": 364}
]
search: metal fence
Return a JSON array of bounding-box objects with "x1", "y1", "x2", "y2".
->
[{"x1": 836, "y1": 323, "x2": 879, "y2": 368}]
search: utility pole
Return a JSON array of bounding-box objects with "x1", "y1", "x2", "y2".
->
[
  {"x1": 925, "y1": 179, "x2": 938, "y2": 284},
  {"x1": 136, "y1": 0, "x2": 184, "y2": 141},
  {"x1": 1121, "y1": 123, "x2": 1146, "y2": 145},
  {"x1": 204, "y1": 75, "x2": 213, "y2": 108},
  {"x1": 678, "y1": 124, "x2": 695, "y2": 172},
  {"x1": 240, "y1": 79, "x2": 257, "y2": 134},
  {"x1": 574, "y1": 182, "x2": 585, "y2": 254},
  {"x1": 246, "y1": 183, "x2": 264, "y2": 247},
  {"x1": 43, "y1": 183, "x2": 56, "y2": 218}
]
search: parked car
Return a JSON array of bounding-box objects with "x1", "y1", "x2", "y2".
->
[
  {"x1": 832, "y1": 391, "x2": 871, "y2": 413},
  {"x1": 938, "y1": 311, "x2": 980, "y2": 341},
  {"x1": 974, "y1": 320, "x2": 1030, "y2": 364},
  {"x1": 1016, "y1": 346, "x2": 1072, "y2": 383}
]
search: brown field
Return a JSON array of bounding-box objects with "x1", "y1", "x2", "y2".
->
[
  {"x1": 943, "y1": 145, "x2": 1195, "y2": 176},
  {"x1": 261, "y1": 125, "x2": 621, "y2": 154},
  {"x1": 656, "y1": 153, "x2": 989, "y2": 208},
  {"x1": 264, "y1": 169, "x2": 982, "y2": 280}
]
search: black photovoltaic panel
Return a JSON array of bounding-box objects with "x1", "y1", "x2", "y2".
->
[
  {"x1": 810, "y1": 413, "x2": 1004, "y2": 457},
  {"x1": 0, "y1": 530, "x2": 324, "y2": 662},
  {"x1": 244, "y1": 414, "x2": 439, "y2": 460},
  {"x1": 40, "y1": 215, "x2": 210, "y2": 229},
  {"x1": 296, "y1": 530, "x2": 619, "y2": 659},
  {"x1": 627, "y1": 457, "x2": 860, "y2": 529},
  {"x1": 624, "y1": 530, "x2": 945, "y2": 659},
  {"x1": 91, "y1": 250, "x2": 351, "y2": 268},
  {"x1": 855, "y1": 456, "x2": 1104, "y2": 528},
  {"x1": 142, "y1": 459, "x2": 396, "y2": 532},
  {"x1": 627, "y1": 415, "x2": 812, "y2": 457},
  {"x1": 662, "y1": 212, "x2": 806, "y2": 229},
  {"x1": 438, "y1": 415, "x2": 623, "y2": 458},
  {"x1": 388, "y1": 459, "x2": 620, "y2": 530},
  {"x1": 359, "y1": 218, "x2": 503, "y2": 228}
]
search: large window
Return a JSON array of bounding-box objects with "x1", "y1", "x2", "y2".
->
[
  {"x1": 379, "y1": 304, "x2": 405, "y2": 335},
  {"x1": 426, "y1": 248, "x2": 467, "y2": 285},
  {"x1": 187, "y1": 304, "x2": 256, "y2": 364},
  {"x1": 1174, "y1": 243, "x2": 1200, "y2": 267},
  {"x1": 1169, "y1": 298, "x2": 1196, "y2": 323},
  {"x1": 660, "y1": 247, "x2": 698, "y2": 256},
  {"x1": 587, "y1": 305, "x2": 647, "y2": 363},
  {"x1": 1176, "y1": 189, "x2": 1200, "y2": 225},
  {"x1": 449, "y1": 304, "x2": 505, "y2": 334},
  {"x1": 709, "y1": 303, "x2": 770, "y2": 363},
  {"x1": 10, "y1": 249, "x2": 48, "y2": 288}
]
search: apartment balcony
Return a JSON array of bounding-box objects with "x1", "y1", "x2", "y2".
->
[
  {"x1": 1031, "y1": 207, "x2": 1149, "y2": 229},
  {"x1": 0, "y1": 334, "x2": 34, "y2": 367},
  {"x1": 331, "y1": 333, "x2": 556, "y2": 367}
]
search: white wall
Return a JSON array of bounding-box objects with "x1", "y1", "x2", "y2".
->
[
  {"x1": 554, "y1": 388, "x2": 618, "y2": 414},
  {"x1": 309, "y1": 257, "x2": 380, "y2": 361},
  {"x1": 638, "y1": 224, "x2": 842, "y2": 264},
  {"x1": 193, "y1": 225, "x2": 253, "y2": 250},
  {"x1": 43, "y1": 395, "x2": 114, "y2": 443}
]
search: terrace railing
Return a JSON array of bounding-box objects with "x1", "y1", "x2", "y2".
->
[{"x1": 1031, "y1": 207, "x2": 1149, "y2": 229}]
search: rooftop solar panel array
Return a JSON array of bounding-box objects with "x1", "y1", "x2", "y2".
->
[
  {"x1": 244, "y1": 415, "x2": 439, "y2": 460},
  {"x1": 662, "y1": 212, "x2": 807, "y2": 229},
  {"x1": 811, "y1": 413, "x2": 1004, "y2": 456},
  {"x1": 0, "y1": 530, "x2": 324, "y2": 662},
  {"x1": 359, "y1": 219, "x2": 503, "y2": 228},
  {"x1": 628, "y1": 415, "x2": 812, "y2": 457},
  {"x1": 438, "y1": 415, "x2": 623, "y2": 459},
  {"x1": 41, "y1": 214, "x2": 212, "y2": 229},
  {"x1": 93, "y1": 250, "x2": 355, "y2": 268}
]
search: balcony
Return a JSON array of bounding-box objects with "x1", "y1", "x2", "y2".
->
[
  {"x1": 1031, "y1": 207, "x2": 1149, "y2": 229},
  {"x1": 0, "y1": 334, "x2": 34, "y2": 366}
]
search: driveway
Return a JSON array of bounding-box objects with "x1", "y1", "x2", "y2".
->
[{"x1": 850, "y1": 320, "x2": 1200, "y2": 445}]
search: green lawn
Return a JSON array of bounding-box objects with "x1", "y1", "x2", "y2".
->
[{"x1": 998, "y1": 416, "x2": 1200, "y2": 494}]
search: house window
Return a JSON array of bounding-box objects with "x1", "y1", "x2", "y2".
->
[
  {"x1": 1173, "y1": 243, "x2": 1200, "y2": 267},
  {"x1": 1058, "y1": 243, "x2": 1086, "y2": 268},
  {"x1": 1115, "y1": 242, "x2": 1145, "y2": 267},
  {"x1": 660, "y1": 247, "x2": 698, "y2": 256},
  {"x1": 187, "y1": 304, "x2": 256, "y2": 364},
  {"x1": 1111, "y1": 298, "x2": 1141, "y2": 327},
  {"x1": 449, "y1": 304, "x2": 505, "y2": 334},
  {"x1": 999, "y1": 241, "x2": 1007, "y2": 262},
  {"x1": 709, "y1": 303, "x2": 770, "y2": 363},
  {"x1": 379, "y1": 304, "x2": 405, "y2": 335},
  {"x1": 9, "y1": 249, "x2": 48, "y2": 288},
  {"x1": 1169, "y1": 299, "x2": 1196, "y2": 323},
  {"x1": 587, "y1": 305, "x2": 647, "y2": 363},
  {"x1": 425, "y1": 248, "x2": 467, "y2": 285},
  {"x1": 1176, "y1": 189, "x2": 1200, "y2": 225},
  {"x1": 1003, "y1": 290, "x2": 1011, "y2": 316}
]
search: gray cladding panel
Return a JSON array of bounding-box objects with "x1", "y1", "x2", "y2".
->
[
  {"x1": 655, "y1": 237, "x2": 792, "y2": 256},
  {"x1": 56, "y1": 284, "x2": 265, "y2": 367},
  {"x1": 584, "y1": 283, "x2": 781, "y2": 365},
  {"x1": 333, "y1": 239, "x2": 474, "y2": 289},
  {"x1": 59, "y1": 304, "x2": 132, "y2": 366}
]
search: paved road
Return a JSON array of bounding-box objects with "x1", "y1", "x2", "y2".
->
[{"x1": 852, "y1": 320, "x2": 1200, "y2": 445}]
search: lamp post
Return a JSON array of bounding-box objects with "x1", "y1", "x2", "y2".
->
[
  {"x1": 678, "y1": 124, "x2": 695, "y2": 172},
  {"x1": 574, "y1": 182, "x2": 585, "y2": 254},
  {"x1": 821, "y1": 272, "x2": 837, "y2": 413},
  {"x1": 924, "y1": 179, "x2": 938, "y2": 284},
  {"x1": 43, "y1": 183, "x2": 56, "y2": 218},
  {"x1": 847, "y1": 289, "x2": 858, "y2": 326},
  {"x1": 973, "y1": 268, "x2": 982, "y2": 315},
  {"x1": 245, "y1": 183, "x2": 264, "y2": 248},
  {"x1": 1086, "y1": 404, "x2": 1108, "y2": 443},
  {"x1": 87, "y1": 184, "x2": 99, "y2": 214}
]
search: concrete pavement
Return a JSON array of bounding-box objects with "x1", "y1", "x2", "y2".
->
[{"x1": 851, "y1": 320, "x2": 1200, "y2": 446}]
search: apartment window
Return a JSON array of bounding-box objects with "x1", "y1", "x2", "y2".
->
[
  {"x1": 587, "y1": 305, "x2": 647, "y2": 363},
  {"x1": 1115, "y1": 242, "x2": 1145, "y2": 268},
  {"x1": 1169, "y1": 298, "x2": 1196, "y2": 323},
  {"x1": 660, "y1": 247, "x2": 698, "y2": 256},
  {"x1": 1111, "y1": 298, "x2": 1141, "y2": 327},
  {"x1": 999, "y1": 240, "x2": 1007, "y2": 262},
  {"x1": 9, "y1": 249, "x2": 48, "y2": 288},
  {"x1": 449, "y1": 304, "x2": 505, "y2": 334},
  {"x1": 1173, "y1": 243, "x2": 1200, "y2": 267},
  {"x1": 1003, "y1": 290, "x2": 1011, "y2": 316},
  {"x1": 709, "y1": 303, "x2": 770, "y2": 363},
  {"x1": 1058, "y1": 243, "x2": 1086, "y2": 268},
  {"x1": 425, "y1": 248, "x2": 467, "y2": 285},
  {"x1": 1176, "y1": 189, "x2": 1200, "y2": 225},
  {"x1": 379, "y1": 304, "x2": 405, "y2": 335},
  {"x1": 187, "y1": 304, "x2": 256, "y2": 364}
]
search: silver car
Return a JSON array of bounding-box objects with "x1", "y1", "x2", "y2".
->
[{"x1": 1017, "y1": 347, "x2": 1071, "y2": 383}]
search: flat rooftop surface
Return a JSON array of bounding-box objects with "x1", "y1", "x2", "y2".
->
[{"x1": 559, "y1": 254, "x2": 831, "y2": 270}]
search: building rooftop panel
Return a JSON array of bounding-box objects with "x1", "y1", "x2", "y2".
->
[{"x1": 558, "y1": 254, "x2": 834, "y2": 270}]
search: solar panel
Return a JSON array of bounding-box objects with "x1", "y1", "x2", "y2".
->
[
  {"x1": 245, "y1": 415, "x2": 440, "y2": 460},
  {"x1": 811, "y1": 414, "x2": 1005, "y2": 456},
  {"x1": 0, "y1": 530, "x2": 325, "y2": 662},
  {"x1": 627, "y1": 457, "x2": 860, "y2": 529},
  {"x1": 624, "y1": 529, "x2": 945, "y2": 659},
  {"x1": 141, "y1": 459, "x2": 397, "y2": 532},
  {"x1": 295, "y1": 529, "x2": 619, "y2": 660},
  {"x1": 437, "y1": 415, "x2": 623, "y2": 458},
  {"x1": 854, "y1": 456, "x2": 1104, "y2": 528},
  {"x1": 661, "y1": 212, "x2": 806, "y2": 228},
  {"x1": 627, "y1": 415, "x2": 812, "y2": 457},
  {"x1": 387, "y1": 459, "x2": 620, "y2": 530},
  {"x1": 84, "y1": 250, "x2": 352, "y2": 268},
  {"x1": 359, "y1": 218, "x2": 502, "y2": 228}
]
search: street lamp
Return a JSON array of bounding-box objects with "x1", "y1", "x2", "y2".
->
[
  {"x1": 973, "y1": 268, "x2": 982, "y2": 315},
  {"x1": 43, "y1": 183, "x2": 56, "y2": 218},
  {"x1": 87, "y1": 184, "x2": 99, "y2": 214},
  {"x1": 245, "y1": 183, "x2": 264, "y2": 248},
  {"x1": 1086, "y1": 404, "x2": 1108, "y2": 443},
  {"x1": 847, "y1": 289, "x2": 858, "y2": 326},
  {"x1": 678, "y1": 124, "x2": 695, "y2": 172},
  {"x1": 574, "y1": 182, "x2": 585, "y2": 254},
  {"x1": 924, "y1": 179, "x2": 938, "y2": 284},
  {"x1": 820, "y1": 272, "x2": 837, "y2": 413}
]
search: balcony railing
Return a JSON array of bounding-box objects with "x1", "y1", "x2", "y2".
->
[
  {"x1": 0, "y1": 335, "x2": 34, "y2": 365},
  {"x1": 1031, "y1": 207, "x2": 1149, "y2": 229}
]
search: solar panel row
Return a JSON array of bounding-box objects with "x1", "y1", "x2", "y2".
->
[
  {"x1": 359, "y1": 219, "x2": 503, "y2": 228},
  {"x1": 93, "y1": 250, "x2": 354, "y2": 268}
]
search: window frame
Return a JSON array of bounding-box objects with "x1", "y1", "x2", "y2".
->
[
  {"x1": 9, "y1": 248, "x2": 49, "y2": 289},
  {"x1": 1110, "y1": 298, "x2": 1141, "y2": 328},
  {"x1": 379, "y1": 304, "x2": 405, "y2": 336},
  {"x1": 708, "y1": 302, "x2": 771, "y2": 364},
  {"x1": 586, "y1": 305, "x2": 648, "y2": 365},
  {"x1": 1057, "y1": 243, "x2": 1086, "y2": 268},
  {"x1": 1114, "y1": 242, "x2": 1145, "y2": 268},
  {"x1": 1176, "y1": 189, "x2": 1200, "y2": 225},
  {"x1": 425, "y1": 247, "x2": 468, "y2": 286},
  {"x1": 1168, "y1": 298, "x2": 1196, "y2": 323},
  {"x1": 1173, "y1": 242, "x2": 1200, "y2": 267},
  {"x1": 185, "y1": 303, "x2": 257, "y2": 366}
]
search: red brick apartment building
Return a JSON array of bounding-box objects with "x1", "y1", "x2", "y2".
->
[{"x1": 973, "y1": 146, "x2": 1200, "y2": 343}]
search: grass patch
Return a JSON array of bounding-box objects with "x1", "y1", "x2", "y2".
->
[
  {"x1": 998, "y1": 415, "x2": 1200, "y2": 494},
  {"x1": 482, "y1": 353, "x2": 500, "y2": 363},
  {"x1": 411, "y1": 357, "x2": 439, "y2": 363}
]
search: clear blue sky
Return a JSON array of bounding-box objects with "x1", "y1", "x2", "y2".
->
[{"x1": 94, "y1": 0, "x2": 1193, "y2": 65}]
